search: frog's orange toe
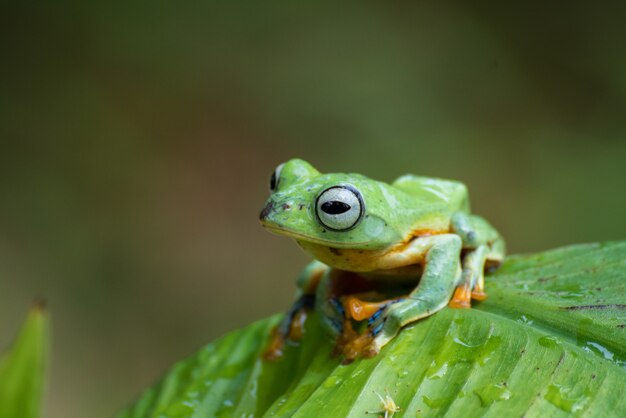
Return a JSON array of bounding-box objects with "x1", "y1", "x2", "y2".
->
[
  {"x1": 287, "y1": 309, "x2": 308, "y2": 341},
  {"x1": 332, "y1": 318, "x2": 359, "y2": 357},
  {"x1": 471, "y1": 290, "x2": 488, "y2": 301},
  {"x1": 262, "y1": 327, "x2": 285, "y2": 361},
  {"x1": 449, "y1": 286, "x2": 472, "y2": 309},
  {"x1": 448, "y1": 299, "x2": 471, "y2": 309},
  {"x1": 342, "y1": 333, "x2": 374, "y2": 363}
]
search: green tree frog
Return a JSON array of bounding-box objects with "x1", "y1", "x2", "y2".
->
[{"x1": 259, "y1": 159, "x2": 505, "y2": 362}]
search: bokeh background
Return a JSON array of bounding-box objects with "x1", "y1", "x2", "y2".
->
[{"x1": 1, "y1": 2, "x2": 626, "y2": 417}]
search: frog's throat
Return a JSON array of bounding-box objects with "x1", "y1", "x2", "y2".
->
[{"x1": 262, "y1": 224, "x2": 373, "y2": 249}]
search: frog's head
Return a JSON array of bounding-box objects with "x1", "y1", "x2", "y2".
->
[{"x1": 259, "y1": 159, "x2": 412, "y2": 250}]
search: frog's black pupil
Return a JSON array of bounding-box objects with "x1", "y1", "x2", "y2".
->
[
  {"x1": 321, "y1": 201, "x2": 351, "y2": 215},
  {"x1": 270, "y1": 171, "x2": 277, "y2": 191}
]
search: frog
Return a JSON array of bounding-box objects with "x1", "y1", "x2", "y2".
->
[{"x1": 259, "y1": 159, "x2": 505, "y2": 362}]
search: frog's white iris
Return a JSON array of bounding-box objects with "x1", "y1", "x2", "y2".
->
[
  {"x1": 315, "y1": 186, "x2": 364, "y2": 231},
  {"x1": 269, "y1": 163, "x2": 285, "y2": 192}
]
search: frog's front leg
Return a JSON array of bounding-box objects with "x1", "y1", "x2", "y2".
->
[
  {"x1": 263, "y1": 261, "x2": 328, "y2": 360},
  {"x1": 345, "y1": 234, "x2": 463, "y2": 360},
  {"x1": 449, "y1": 212, "x2": 506, "y2": 307},
  {"x1": 449, "y1": 244, "x2": 489, "y2": 308}
]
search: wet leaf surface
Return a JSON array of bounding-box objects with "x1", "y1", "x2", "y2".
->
[{"x1": 119, "y1": 241, "x2": 626, "y2": 417}]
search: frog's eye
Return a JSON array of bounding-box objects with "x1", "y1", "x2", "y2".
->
[
  {"x1": 269, "y1": 163, "x2": 284, "y2": 193},
  {"x1": 315, "y1": 185, "x2": 364, "y2": 231}
]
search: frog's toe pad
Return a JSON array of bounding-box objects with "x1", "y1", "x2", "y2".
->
[
  {"x1": 286, "y1": 309, "x2": 308, "y2": 341},
  {"x1": 448, "y1": 299, "x2": 471, "y2": 309},
  {"x1": 471, "y1": 290, "x2": 487, "y2": 301},
  {"x1": 341, "y1": 333, "x2": 376, "y2": 362},
  {"x1": 262, "y1": 327, "x2": 286, "y2": 361},
  {"x1": 448, "y1": 286, "x2": 472, "y2": 309}
]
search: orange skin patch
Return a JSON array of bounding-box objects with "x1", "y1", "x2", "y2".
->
[
  {"x1": 344, "y1": 295, "x2": 388, "y2": 321},
  {"x1": 400, "y1": 228, "x2": 444, "y2": 243}
]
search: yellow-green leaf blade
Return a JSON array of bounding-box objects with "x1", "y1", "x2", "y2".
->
[{"x1": 0, "y1": 303, "x2": 50, "y2": 418}]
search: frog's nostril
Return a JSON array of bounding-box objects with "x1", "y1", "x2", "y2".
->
[{"x1": 259, "y1": 201, "x2": 274, "y2": 221}]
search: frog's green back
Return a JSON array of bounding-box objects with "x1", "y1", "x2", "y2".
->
[{"x1": 392, "y1": 175, "x2": 470, "y2": 213}]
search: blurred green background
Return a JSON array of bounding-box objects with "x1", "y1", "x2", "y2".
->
[{"x1": 1, "y1": 2, "x2": 625, "y2": 417}]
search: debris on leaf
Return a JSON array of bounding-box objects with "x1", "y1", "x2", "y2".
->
[{"x1": 366, "y1": 390, "x2": 401, "y2": 418}]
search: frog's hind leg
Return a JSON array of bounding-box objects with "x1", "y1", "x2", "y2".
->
[
  {"x1": 316, "y1": 269, "x2": 397, "y2": 358},
  {"x1": 315, "y1": 270, "x2": 346, "y2": 339},
  {"x1": 449, "y1": 244, "x2": 489, "y2": 308},
  {"x1": 263, "y1": 261, "x2": 327, "y2": 361}
]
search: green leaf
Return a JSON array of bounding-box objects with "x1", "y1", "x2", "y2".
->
[
  {"x1": 119, "y1": 242, "x2": 626, "y2": 417},
  {"x1": 0, "y1": 302, "x2": 50, "y2": 418}
]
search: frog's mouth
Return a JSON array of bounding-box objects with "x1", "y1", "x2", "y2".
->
[{"x1": 261, "y1": 223, "x2": 372, "y2": 249}]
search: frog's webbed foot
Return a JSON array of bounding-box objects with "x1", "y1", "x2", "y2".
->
[
  {"x1": 353, "y1": 296, "x2": 450, "y2": 360},
  {"x1": 263, "y1": 294, "x2": 314, "y2": 361},
  {"x1": 332, "y1": 317, "x2": 358, "y2": 358},
  {"x1": 316, "y1": 270, "x2": 375, "y2": 344},
  {"x1": 449, "y1": 212, "x2": 506, "y2": 309},
  {"x1": 338, "y1": 298, "x2": 401, "y2": 362},
  {"x1": 335, "y1": 295, "x2": 405, "y2": 362},
  {"x1": 449, "y1": 244, "x2": 490, "y2": 309},
  {"x1": 263, "y1": 261, "x2": 328, "y2": 361}
]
